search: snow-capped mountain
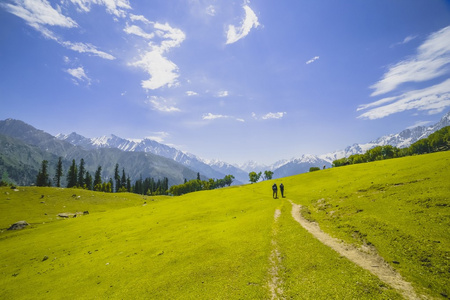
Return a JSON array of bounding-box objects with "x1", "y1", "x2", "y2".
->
[
  {"x1": 57, "y1": 110, "x2": 449, "y2": 183},
  {"x1": 235, "y1": 155, "x2": 330, "y2": 180},
  {"x1": 320, "y1": 110, "x2": 450, "y2": 162},
  {"x1": 271, "y1": 155, "x2": 331, "y2": 179},
  {"x1": 258, "y1": 110, "x2": 450, "y2": 179},
  {"x1": 56, "y1": 132, "x2": 246, "y2": 183},
  {"x1": 236, "y1": 160, "x2": 269, "y2": 173},
  {"x1": 201, "y1": 159, "x2": 249, "y2": 183}
]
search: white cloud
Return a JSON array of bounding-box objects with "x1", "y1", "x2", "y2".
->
[
  {"x1": 186, "y1": 91, "x2": 198, "y2": 96},
  {"x1": 69, "y1": 0, "x2": 131, "y2": 17},
  {"x1": 146, "y1": 96, "x2": 180, "y2": 113},
  {"x1": 206, "y1": 5, "x2": 216, "y2": 16},
  {"x1": 3, "y1": 0, "x2": 115, "y2": 60},
  {"x1": 203, "y1": 113, "x2": 228, "y2": 120},
  {"x1": 391, "y1": 35, "x2": 417, "y2": 48},
  {"x1": 154, "y1": 22, "x2": 185, "y2": 51},
  {"x1": 202, "y1": 113, "x2": 245, "y2": 122},
  {"x1": 61, "y1": 41, "x2": 116, "y2": 60},
  {"x1": 358, "y1": 26, "x2": 450, "y2": 119},
  {"x1": 216, "y1": 90, "x2": 229, "y2": 97},
  {"x1": 3, "y1": 0, "x2": 78, "y2": 29},
  {"x1": 145, "y1": 131, "x2": 169, "y2": 143},
  {"x1": 124, "y1": 24, "x2": 155, "y2": 39},
  {"x1": 370, "y1": 26, "x2": 450, "y2": 96},
  {"x1": 261, "y1": 112, "x2": 287, "y2": 120},
  {"x1": 252, "y1": 111, "x2": 287, "y2": 120},
  {"x1": 401, "y1": 35, "x2": 417, "y2": 44},
  {"x1": 358, "y1": 78, "x2": 450, "y2": 119},
  {"x1": 129, "y1": 13, "x2": 151, "y2": 24},
  {"x1": 69, "y1": 0, "x2": 90, "y2": 12},
  {"x1": 65, "y1": 66, "x2": 91, "y2": 85},
  {"x1": 128, "y1": 22, "x2": 185, "y2": 90},
  {"x1": 306, "y1": 56, "x2": 320, "y2": 65},
  {"x1": 226, "y1": 4, "x2": 260, "y2": 44},
  {"x1": 130, "y1": 51, "x2": 180, "y2": 90}
]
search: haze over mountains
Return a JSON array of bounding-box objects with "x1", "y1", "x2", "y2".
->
[
  {"x1": 0, "y1": 119, "x2": 200, "y2": 187},
  {"x1": 319, "y1": 112, "x2": 450, "y2": 163},
  {"x1": 57, "y1": 111, "x2": 449, "y2": 178},
  {"x1": 0, "y1": 111, "x2": 449, "y2": 186}
]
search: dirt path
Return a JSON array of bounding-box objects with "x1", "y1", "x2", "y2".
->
[
  {"x1": 289, "y1": 200, "x2": 423, "y2": 300},
  {"x1": 268, "y1": 209, "x2": 284, "y2": 300}
]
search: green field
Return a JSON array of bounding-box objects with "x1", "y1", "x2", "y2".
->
[{"x1": 1, "y1": 151, "x2": 449, "y2": 299}]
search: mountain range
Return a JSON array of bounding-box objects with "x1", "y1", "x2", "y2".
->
[
  {"x1": 57, "y1": 110, "x2": 449, "y2": 179},
  {"x1": 55, "y1": 132, "x2": 249, "y2": 184},
  {"x1": 0, "y1": 119, "x2": 200, "y2": 187},
  {"x1": 318, "y1": 111, "x2": 450, "y2": 163},
  {"x1": 228, "y1": 110, "x2": 449, "y2": 176},
  {"x1": 0, "y1": 110, "x2": 449, "y2": 186}
]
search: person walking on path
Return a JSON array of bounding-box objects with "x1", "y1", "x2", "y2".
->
[
  {"x1": 280, "y1": 183, "x2": 284, "y2": 198},
  {"x1": 272, "y1": 183, "x2": 278, "y2": 199}
]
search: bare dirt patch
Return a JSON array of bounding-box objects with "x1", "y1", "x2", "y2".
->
[{"x1": 289, "y1": 200, "x2": 423, "y2": 300}]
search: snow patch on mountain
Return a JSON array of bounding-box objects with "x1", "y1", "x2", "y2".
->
[
  {"x1": 56, "y1": 133, "x2": 244, "y2": 183},
  {"x1": 57, "y1": 110, "x2": 449, "y2": 182},
  {"x1": 236, "y1": 160, "x2": 269, "y2": 173},
  {"x1": 320, "y1": 111, "x2": 450, "y2": 162}
]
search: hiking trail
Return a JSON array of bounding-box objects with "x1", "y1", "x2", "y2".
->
[
  {"x1": 288, "y1": 200, "x2": 424, "y2": 300},
  {"x1": 267, "y1": 209, "x2": 284, "y2": 300}
]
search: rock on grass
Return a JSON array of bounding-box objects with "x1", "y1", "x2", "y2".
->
[{"x1": 8, "y1": 221, "x2": 29, "y2": 230}]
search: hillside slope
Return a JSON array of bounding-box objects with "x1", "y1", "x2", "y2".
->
[
  {"x1": 0, "y1": 151, "x2": 448, "y2": 299},
  {"x1": 0, "y1": 119, "x2": 200, "y2": 186},
  {"x1": 56, "y1": 132, "x2": 245, "y2": 183},
  {"x1": 0, "y1": 134, "x2": 61, "y2": 185},
  {"x1": 320, "y1": 110, "x2": 450, "y2": 162}
]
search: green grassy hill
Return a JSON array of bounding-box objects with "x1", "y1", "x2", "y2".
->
[{"x1": 1, "y1": 151, "x2": 449, "y2": 299}]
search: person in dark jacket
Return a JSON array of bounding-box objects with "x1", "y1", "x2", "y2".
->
[
  {"x1": 280, "y1": 183, "x2": 284, "y2": 198},
  {"x1": 272, "y1": 183, "x2": 278, "y2": 199}
]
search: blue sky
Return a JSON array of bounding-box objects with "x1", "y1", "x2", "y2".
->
[{"x1": 1, "y1": 0, "x2": 450, "y2": 165}]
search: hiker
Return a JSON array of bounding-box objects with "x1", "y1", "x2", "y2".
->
[
  {"x1": 272, "y1": 183, "x2": 278, "y2": 199},
  {"x1": 280, "y1": 183, "x2": 284, "y2": 198}
]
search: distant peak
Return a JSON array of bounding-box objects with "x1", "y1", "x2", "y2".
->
[
  {"x1": 127, "y1": 138, "x2": 143, "y2": 143},
  {"x1": 68, "y1": 131, "x2": 84, "y2": 137}
]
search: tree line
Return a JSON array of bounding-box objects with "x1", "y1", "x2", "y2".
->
[
  {"x1": 35, "y1": 159, "x2": 169, "y2": 195},
  {"x1": 168, "y1": 173, "x2": 235, "y2": 196},
  {"x1": 333, "y1": 126, "x2": 450, "y2": 167}
]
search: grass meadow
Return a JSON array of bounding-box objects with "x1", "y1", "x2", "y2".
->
[{"x1": 0, "y1": 151, "x2": 449, "y2": 299}]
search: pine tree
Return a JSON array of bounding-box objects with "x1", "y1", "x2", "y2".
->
[
  {"x1": 67, "y1": 159, "x2": 78, "y2": 188},
  {"x1": 114, "y1": 164, "x2": 120, "y2": 192},
  {"x1": 54, "y1": 157, "x2": 63, "y2": 187},
  {"x1": 126, "y1": 176, "x2": 131, "y2": 192},
  {"x1": 109, "y1": 178, "x2": 114, "y2": 193},
  {"x1": 85, "y1": 171, "x2": 93, "y2": 190},
  {"x1": 78, "y1": 158, "x2": 85, "y2": 188},
  {"x1": 163, "y1": 177, "x2": 169, "y2": 194},
  {"x1": 94, "y1": 166, "x2": 102, "y2": 190},
  {"x1": 121, "y1": 168, "x2": 127, "y2": 190},
  {"x1": 36, "y1": 160, "x2": 50, "y2": 187},
  {"x1": 134, "y1": 175, "x2": 143, "y2": 195}
]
